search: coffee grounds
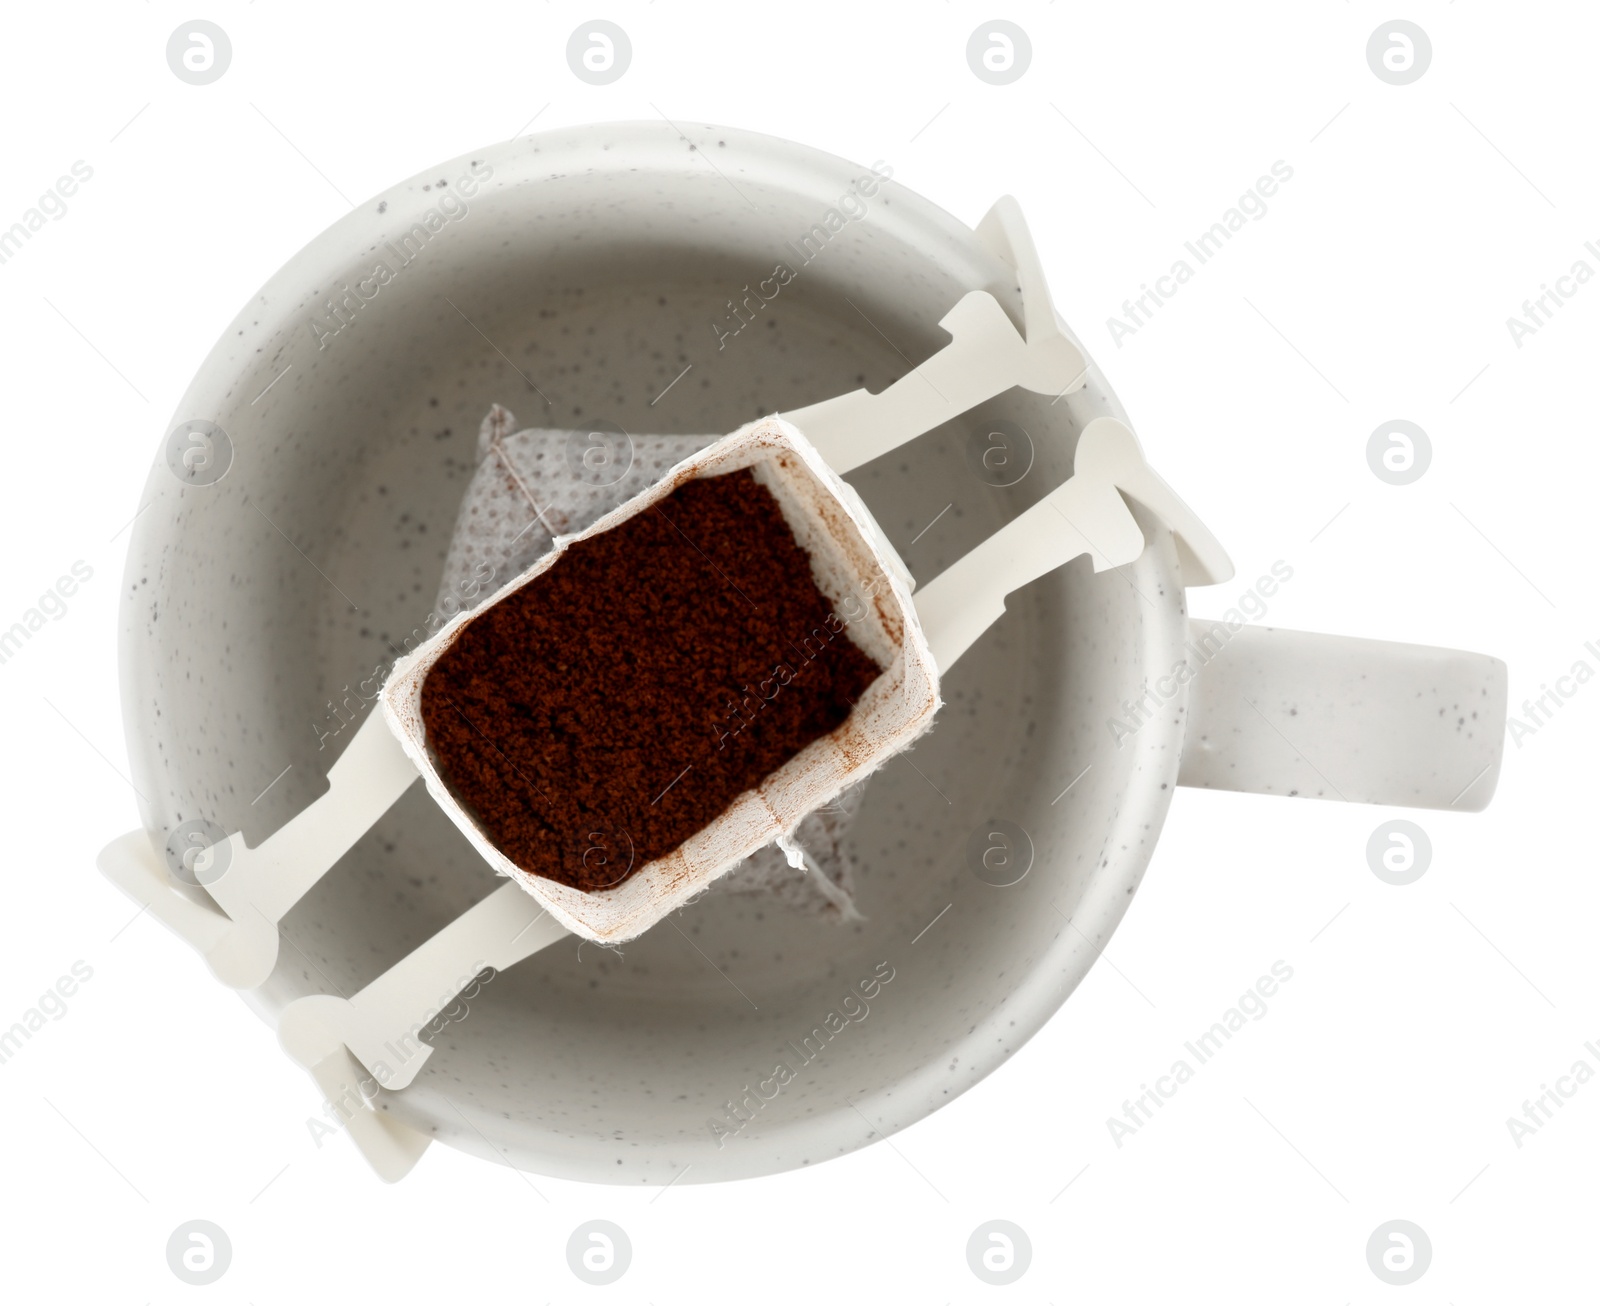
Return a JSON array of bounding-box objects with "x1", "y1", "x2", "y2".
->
[{"x1": 420, "y1": 468, "x2": 884, "y2": 892}]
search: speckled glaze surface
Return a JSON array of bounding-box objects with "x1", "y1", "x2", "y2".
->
[{"x1": 118, "y1": 123, "x2": 1190, "y2": 1183}]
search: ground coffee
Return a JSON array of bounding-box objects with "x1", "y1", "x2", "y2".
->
[{"x1": 420, "y1": 468, "x2": 883, "y2": 892}]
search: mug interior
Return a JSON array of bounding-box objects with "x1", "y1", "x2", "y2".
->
[{"x1": 120, "y1": 123, "x2": 1187, "y2": 1181}]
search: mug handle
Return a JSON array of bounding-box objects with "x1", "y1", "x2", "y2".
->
[{"x1": 1177, "y1": 623, "x2": 1508, "y2": 811}]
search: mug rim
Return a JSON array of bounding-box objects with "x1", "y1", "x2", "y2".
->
[{"x1": 123, "y1": 120, "x2": 1193, "y2": 1183}]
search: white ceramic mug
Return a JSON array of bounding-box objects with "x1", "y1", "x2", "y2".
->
[{"x1": 119, "y1": 123, "x2": 1507, "y2": 1182}]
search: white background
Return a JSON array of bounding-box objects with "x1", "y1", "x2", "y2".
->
[{"x1": 0, "y1": 1, "x2": 1594, "y2": 1300}]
